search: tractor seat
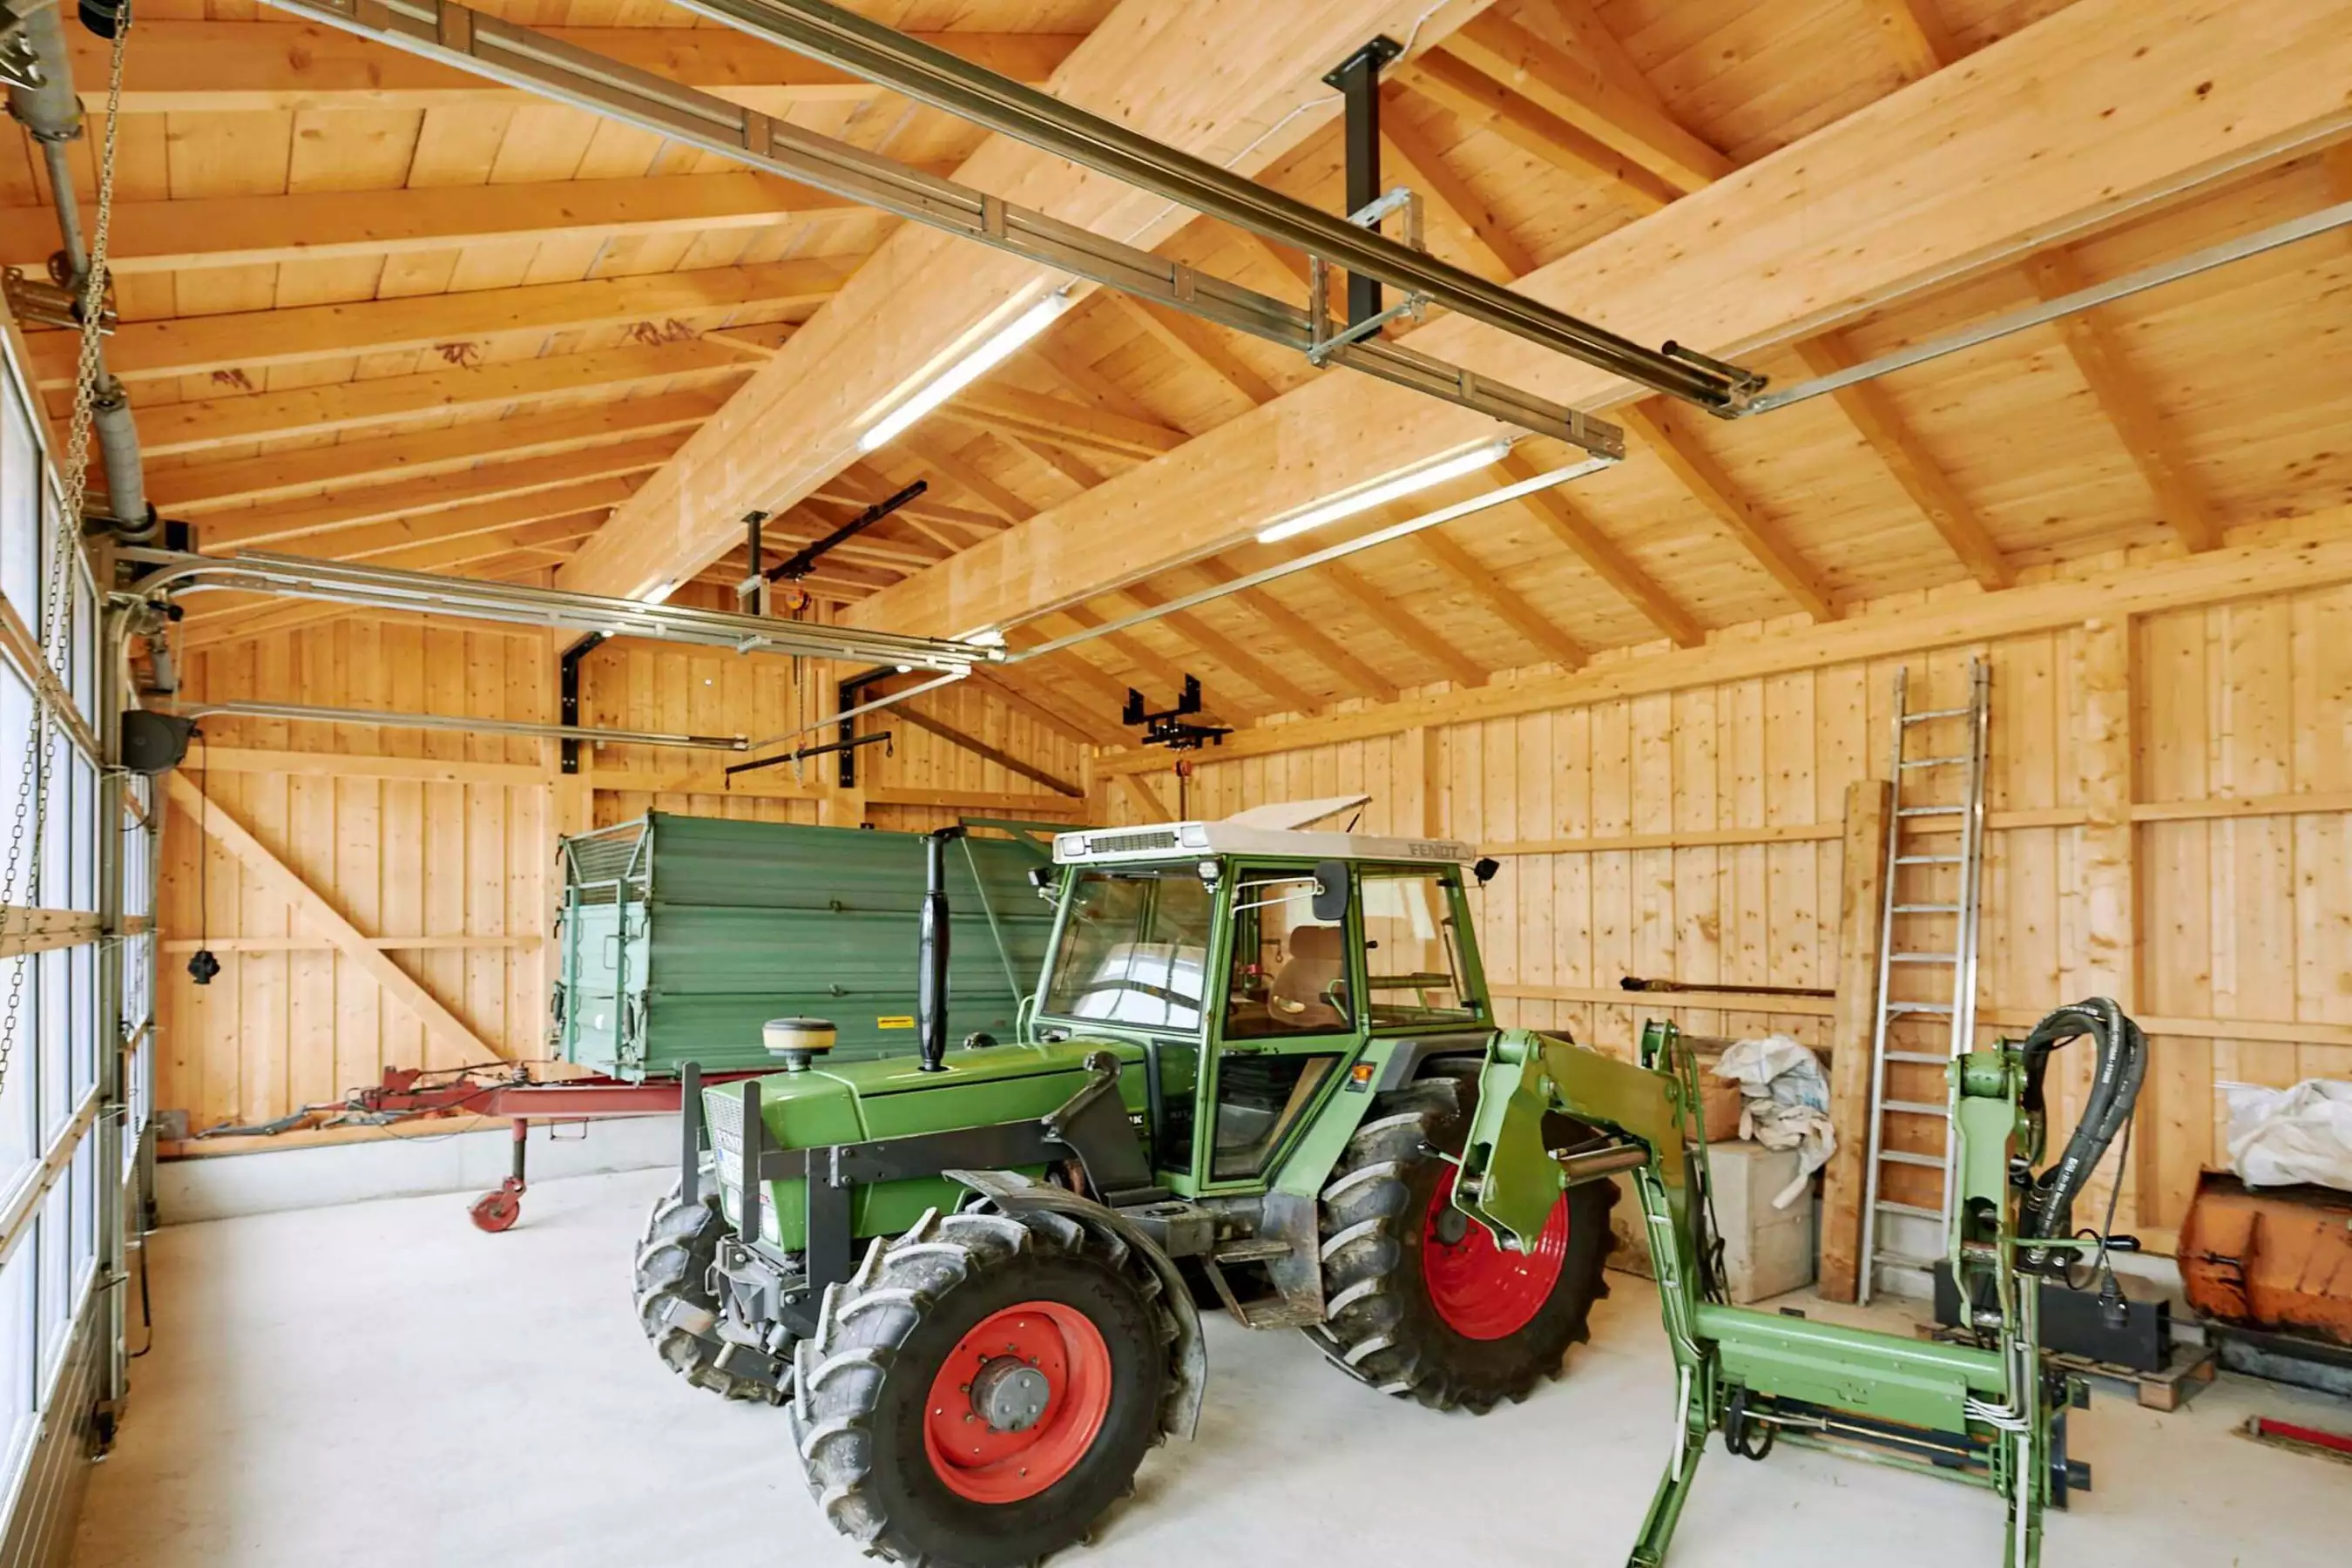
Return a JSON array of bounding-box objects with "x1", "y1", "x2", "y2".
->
[{"x1": 1268, "y1": 924, "x2": 1348, "y2": 1031}]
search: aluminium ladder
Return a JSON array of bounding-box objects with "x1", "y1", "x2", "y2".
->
[{"x1": 1856, "y1": 659, "x2": 1991, "y2": 1304}]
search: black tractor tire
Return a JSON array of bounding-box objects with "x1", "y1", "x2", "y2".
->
[
  {"x1": 1307, "y1": 1068, "x2": 1615, "y2": 1413},
  {"x1": 789, "y1": 1205, "x2": 1180, "y2": 1568},
  {"x1": 633, "y1": 1176, "x2": 780, "y2": 1403}
]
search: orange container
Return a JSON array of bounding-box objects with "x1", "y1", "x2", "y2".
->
[{"x1": 2178, "y1": 1171, "x2": 2352, "y2": 1347}]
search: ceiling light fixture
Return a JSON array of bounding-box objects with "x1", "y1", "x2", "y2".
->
[
  {"x1": 1254, "y1": 438, "x2": 1513, "y2": 544},
  {"x1": 859, "y1": 287, "x2": 1074, "y2": 453}
]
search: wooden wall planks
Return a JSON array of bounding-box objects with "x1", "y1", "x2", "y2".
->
[
  {"x1": 1106, "y1": 580, "x2": 2352, "y2": 1247},
  {"x1": 155, "y1": 612, "x2": 1088, "y2": 1136}
]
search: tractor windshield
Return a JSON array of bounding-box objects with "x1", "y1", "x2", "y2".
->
[{"x1": 1038, "y1": 868, "x2": 1213, "y2": 1033}]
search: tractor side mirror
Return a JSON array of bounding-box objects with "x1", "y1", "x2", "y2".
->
[
  {"x1": 1026, "y1": 865, "x2": 1056, "y2": 900},
  {"x1": 1473, "y1": 856, "x2": 1500, "y2": 886},
  {"x1": 1310, "y1": 859, "x2": 1350, "y2": 923}
]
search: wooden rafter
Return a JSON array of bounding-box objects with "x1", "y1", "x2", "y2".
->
[
  {"x1": 2023, "y1": 249, "x2": 2220, "y2": 551},
  {"x1": 1409, "y1": 531, "x2": 1585, "y2": 667},
  {"x1": 71, "y1": 21, "x2": 1083, "y2": 111},
  {"x1": 1186, "y1": 558, "x2": 1401, "y2": 704},
  {"x1": 1438, "y1": 12, "x2": 1731, "y2": 195},
  {"x1": 1108, "y1": 295, "x2": 1277, "y2": 411},
  {"x1": 196, "y1": 479, "x2": 634, "y2": 566},
  {"x1": 964, "y1": 668, "x2": 1126, "y2": 750},
  {"x1": 164, "y1": 773, "x2": 501, "y2": 1063},
  {"x1": 1027, "y1": 342, "x2": 1175, "y2": 431},
  {"x1": 882, "y1": 694, "x2": 1084, "y2": 798},
  {"x1": 137, "y1": 341, "x2": 754, "y2": 457},
  {"x1": 1000, "y1": 625, "x2": 1145, "y2": 720},
  {"x1": 1403, "y1": 52, "x2": 1680, "y2": 213},
  {"x1": 158, "y1": 392, "x2": 727, "y2": 517},
  {"x1": 1006, "y1": 436, "x2": 1108, "y2": 495},
  {"x1": 952, "y1": 384, "x2": 1185, "y2": 460},
  {"x1": 1315, "y1": 555, "x2": 1490, "y2": 688},
  {"x1": 1498, "y1": 454, "x2": 1702, "y2": 646},
  {"x1": 196, "y1": 440, "x2": 680, "y2": 551},
  {"x1": 1111, "y1": 584, "x2": 1323, "y2": 713},
  {"x1": 1794, "y1": 335, "x2": 2013, "y2": 589},
  {"x1": 1618, "y1": 402, "x2": 1841, "y2": 622},
  {"x1": 3, "y1": 172, "x2": 872, "y2": 274},
  {"x1": 897, "y1": 429, "x2": 1037, "y2": 524},
  {"x1": 1045, "y1": 605, "x2": 1247, "y2": 720},
  {"x1": 31, "y1": 260, "x2": 852, "y2": 387},
  {"x1": 1862, "y1": 0, "x2": 1960, "y2": 80},
  {"x1": 1377, "y1": 101, "x2": 1534, "y2": 280}
]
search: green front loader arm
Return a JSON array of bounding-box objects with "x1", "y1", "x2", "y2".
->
[{"x1": 1453, "y1": 1021, "x2": 2081, "y2": 1568}]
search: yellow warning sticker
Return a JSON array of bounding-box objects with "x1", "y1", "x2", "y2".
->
[{"x1": 876, "y1": 1015, "x2": 916, "y2": 1030}]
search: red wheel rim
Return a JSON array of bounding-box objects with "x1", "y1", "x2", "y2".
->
[
  {"x1": 923, "y1": 1301, "x2": 1113, "y2": 1503},
  {"x1": 1421, "y1": 1169, "x2": 1569, "y2": 1340}
]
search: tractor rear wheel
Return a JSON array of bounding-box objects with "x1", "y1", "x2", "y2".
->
[
  {"x1": 789, "y1": 1205, "x2": 1177, "y2": 1567},
  {"x1": 1308, "y1": 1068, "x2": 1614, "y2": 1413},
  {"x1": 634, "y1": 1175, "x2": 779, "y2": 1403}
]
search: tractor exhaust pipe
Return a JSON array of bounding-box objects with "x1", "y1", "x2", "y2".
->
[{"x1": 916, "y1": 826, "x2": 966, "y2": 1072}]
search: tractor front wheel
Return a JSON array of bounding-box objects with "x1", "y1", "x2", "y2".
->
[
  {"x1": 1309, "y1": 1068, "x2": 1614, "y2": 1412},
  {"x1": 790, "y1": 1206, "x2": 1175, "y2": 1567},
  {"x1": 634, "y1": 1175, "x2": 780, "y2": 1403}
]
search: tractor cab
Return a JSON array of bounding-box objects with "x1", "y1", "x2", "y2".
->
[{"x1": 1030, "y1": 807, "x2": 1498, "y2": 1200}]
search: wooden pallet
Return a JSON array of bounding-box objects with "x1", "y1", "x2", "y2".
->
[
  {"x1": 1914, "y1": 1326, "x2": 2218, "y2": 1411},
  {"x1": 2045, "y1": 1344, "x2": 2217, "y2": 1412}
]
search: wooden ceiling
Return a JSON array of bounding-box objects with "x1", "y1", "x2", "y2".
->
[{"x1": 10, "y1": 0, "x2": 2352, "y2": 736}]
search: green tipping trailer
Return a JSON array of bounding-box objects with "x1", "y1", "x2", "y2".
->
[{"x1": 552, "y1": 813, "x2": 1056, "y2": 1080}]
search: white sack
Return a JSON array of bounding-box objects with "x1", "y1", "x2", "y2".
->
[
  {"x1": 1713, "y1": 1034, "x2": 1835, "y2": 1208},
  {"x1": 2223, "y1": 1078, "x2": 2352, "y2": 1191}
]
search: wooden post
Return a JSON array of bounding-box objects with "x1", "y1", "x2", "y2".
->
[
  {"x1": 2077, "y1": 615, "x2": 2139, "y2": 1226},
  {"x1": 1820, "y1": 777, "x2": 1893, "y2": 1301}
]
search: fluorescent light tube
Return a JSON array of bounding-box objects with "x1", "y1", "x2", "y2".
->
[
  {"x1": 859, "y1": 291, "x2": 1073, "y2": 453},
  {"x1": 1254, "y1": 439, "x2": 1512, "y2": 544}
]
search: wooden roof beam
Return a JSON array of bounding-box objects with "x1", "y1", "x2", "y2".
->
[
  {"x1": 3, "y1": 172, "x2": 876, "y2": 275},
  {"x1": 196, "y1": 438, "x2": 681, "y2": 551},
  {"x1": 1402, "y1": 52, "x2": 1681, "y2": 214},
  {"x1": 965, "y1": 667, "x2": 1128, "y2": 750},
  {"x1": 1409, "y1": 531, "x2": 1586, "y2": 668},
  {"x1": 1616, "y1": 402, "x2": 1839, "y2": 622},
  {"x1": 1497, "y1": 452, "x2": 1703, "y2": 645},
  {"x1": 68, "y1": 20, "x2": 1084, "y2": 112},
  {"x1": 134, "y1": 341, "x2": 754, "y2": 457},
  {"x1": 558, "y1": 1, "x2": 1449, "y2": 603},
  {"x1": 1794, "y1": 333, "x2": 2014, "y2": 589},
  {"x1": 1437, "y1": 11, "x2": 1732, "y2": 195},
  {"x1": 28, "y1": 260, "x2": 852, "y2": 387},
  {"x1": 841, "y1": 0, "x2": 2347, "y2": 648},
  {"x1": 2023, "y1": 248, "x2": 2220, "y2": 551},
  {"x1": 1045, "y1": 605, "x2": 1260, "y2": 721},
  {"x1": 880, "y1": 692, "x2": 1084, "y2": 798},
  {"x1": 157, "y1": 390, "x2": 726, "y2": 517}
]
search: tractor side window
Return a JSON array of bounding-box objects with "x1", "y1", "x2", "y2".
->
[
  {"x1": 1360, "y1": 871, "x2": 1479, "y2": 1027},
  {"x1": 1211, "y1": 1051, "x2": 1342, "y2": 1179},
  {"x1": 1040, "y1": 870, "x2": 1211, "y2": 1031},
  {"x1": 1223, "y1": 872, "x2": 1352, "y2": 1039}
]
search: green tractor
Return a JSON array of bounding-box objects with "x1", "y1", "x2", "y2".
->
[
  {"x1": 638, "y1": 806, "x2": 2138, "y2": 1568},
  {"x1": 637, "y1": 807, "x2": 1618, "y2": 1555}
]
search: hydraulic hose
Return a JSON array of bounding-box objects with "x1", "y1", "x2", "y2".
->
[{"x1": 2012, "y1": 997, "x2": 2147, "y2": 1269}]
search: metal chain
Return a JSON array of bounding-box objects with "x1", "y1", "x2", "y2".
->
[{"x1": 0, "y1": 13, "x2": 132, "y2": 1092}]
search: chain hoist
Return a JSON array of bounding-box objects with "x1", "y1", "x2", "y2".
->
[{"x1": 0, "y1": 9, "x2": 132, "y2": 1092}]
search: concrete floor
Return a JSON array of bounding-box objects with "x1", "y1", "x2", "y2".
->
[{"x1": 74, "y1": 1167, "x2": 2352, "y2": 1568}]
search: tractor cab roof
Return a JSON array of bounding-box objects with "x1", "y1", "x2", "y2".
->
[{"x1": 1052, "y1": 794, "x2": 1477, "y2": 869}]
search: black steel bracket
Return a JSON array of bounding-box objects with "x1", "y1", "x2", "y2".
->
[
  {"x1": 1323, "y1": 34, "x2": 1404, "y2": 329},
  {"x1": 558, "y1": 632, "x2": 607, "y2": 774}
]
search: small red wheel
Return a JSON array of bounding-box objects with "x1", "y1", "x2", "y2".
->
[
  {"x1": 1422, "y1": 1167, "x2": 1570, "y2": 1341},
  {"x1": 470, "y1": 1184, "x2": 522, "y2": 1233},
  {"x1": 921, "y1": 1301, "x2": 1114, "y2": 1504}
]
